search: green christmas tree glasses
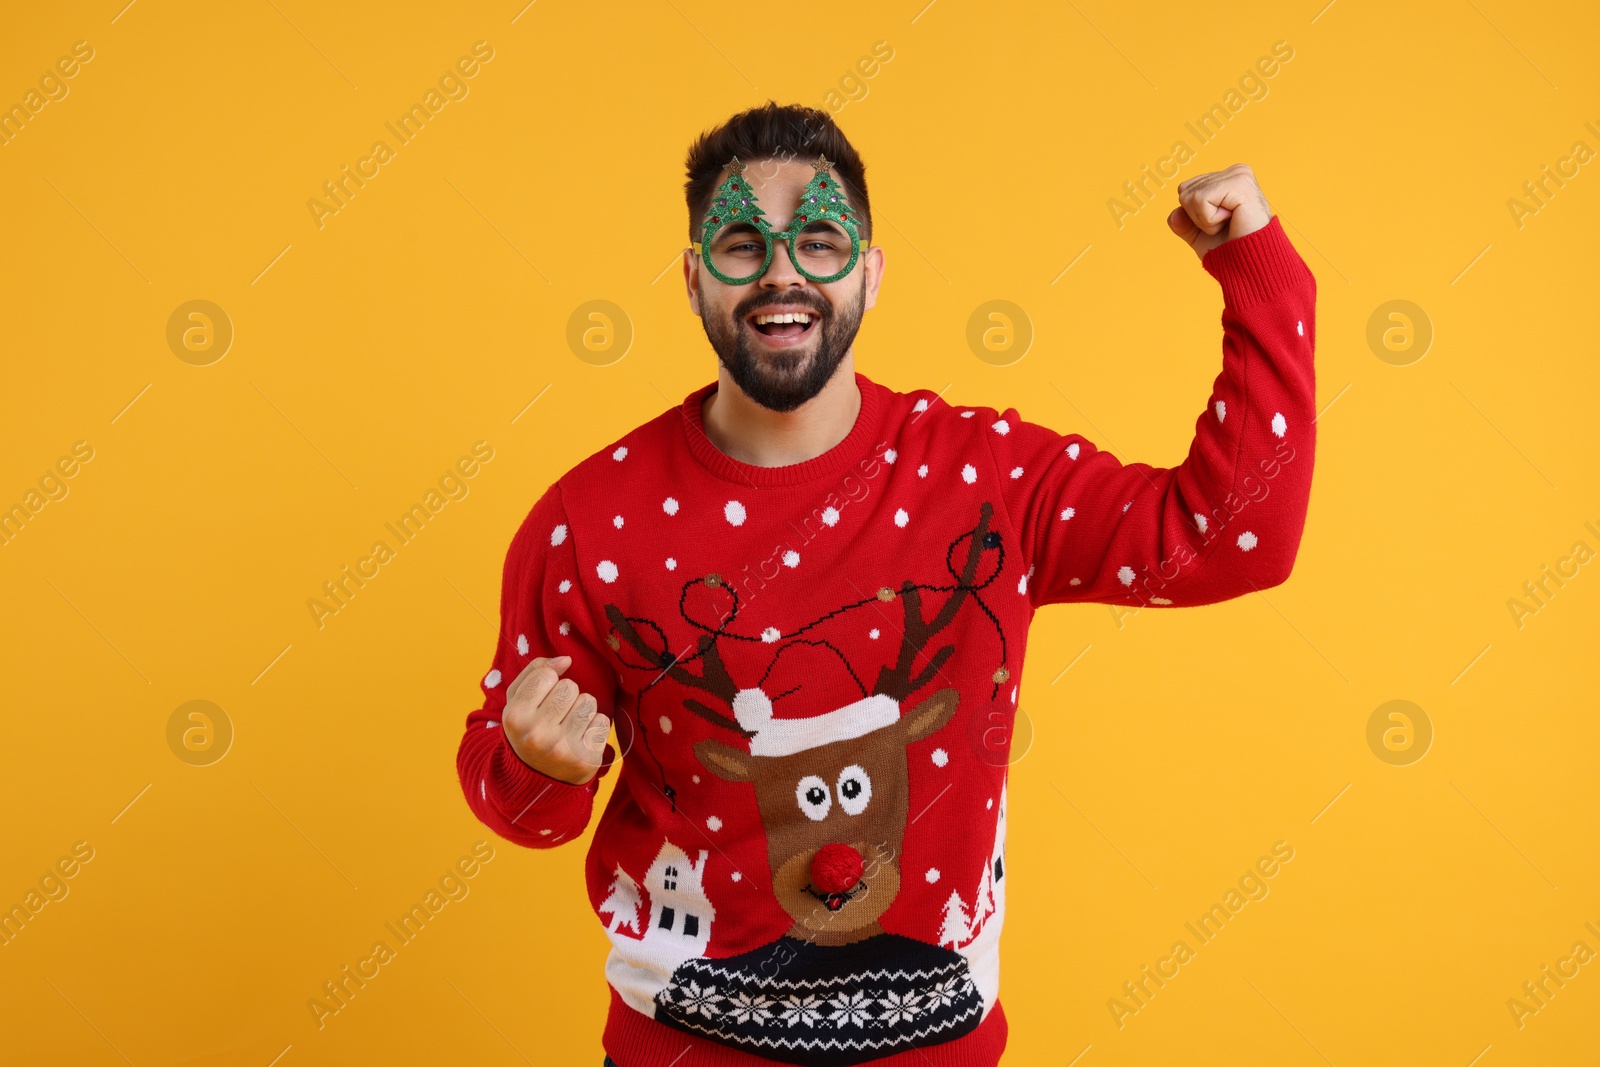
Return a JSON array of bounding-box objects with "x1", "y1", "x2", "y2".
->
[{"x1": 692, "y1": 154, "x2": 866, "y2": 285}]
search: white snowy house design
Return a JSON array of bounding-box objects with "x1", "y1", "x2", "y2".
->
[
  {"x1": 644, "y1": 841, "x2": 715, "y2": 949},
  {"x1": 603, "y1": 839, "x2": 716, "y2": 1018}
]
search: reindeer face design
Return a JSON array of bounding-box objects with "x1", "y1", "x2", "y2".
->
[
  {"x1": 695, "y1": 687, "x2": 958, "y2": 946},
  {"x1": 603, "y1": 502, "x2": 1009, "y2": 956}
]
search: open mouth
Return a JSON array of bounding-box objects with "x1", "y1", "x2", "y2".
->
[
  {"x1": 746, "y1": 310, "x2": 819, "y2": 346},
  {"x1": 804, "y1": 879, "x2": 868, "y2": 912}
]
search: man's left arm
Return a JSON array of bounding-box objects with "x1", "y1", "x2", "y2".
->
[{"x1": 984, "y1": 165, "x2": 1318, "y2": 609}]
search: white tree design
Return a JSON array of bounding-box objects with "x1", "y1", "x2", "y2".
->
[
  {"x1": 598, "y1": 862, "x2": 643, "y2": 935},
  {"x1": 937, "y1": 888, "x2": 970, "y2": 947},
  {"x1": 967, "y1": 857, "x2": 994, "y2": 938}
]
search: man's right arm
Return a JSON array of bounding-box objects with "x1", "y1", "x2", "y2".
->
[{"x1": 455, "y1": 482, "x2": 621, "y2": 849}]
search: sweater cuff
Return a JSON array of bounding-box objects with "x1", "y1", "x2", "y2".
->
[
  {"x1": 1202, "y1": 215, "x2": 1313, "y2": 311},
  {"x1": 488, "y1": 729, "x2": 612, "y2": 813}
]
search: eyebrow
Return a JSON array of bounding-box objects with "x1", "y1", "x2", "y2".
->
[{"x1": 712, "y1": 220, "x2": 848, "y2": 237}]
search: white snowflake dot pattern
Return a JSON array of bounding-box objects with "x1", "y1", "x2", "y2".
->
[
  {"x1": 731, "y1": 870, "x2": 742, "y2": 881},
  {"x1": 551, "y1": 524, "x2": 568, "y2": 547},
  {"x1": 1271, "y1": 412, "x2": 1287, "y2": 438},
  {"x1": 692, "y1": 774, "x2": 701, "y2": 784},
  {"x1": 1297, "y1": 320, "x2": 1304, "y2": 336},
  {"x1": 516, "y1": 634, "x2": 529, "y2": 655},
  {"x1": 869, "y1": 627, "x2": 880, "y2": 639},
  {"x1": 1237, "y1": 531, "x2": 1259, "y2": 552},
  {"x1": 1194, "y1": 513, "x2": 1208, "y2": 534},
  {"x1": 925, "y1": 868, "x2": 941, "y2": 884},
  {"x1": 1123, "y1": 500, "x2": 1132, "y2": 513},
  {"x1": 931, "y1": 748, "x2": 949, "y2": 767},
  {"x1": 1215, "y1": 400, "x2": 1227, "y2": 423},
  {"x1": 1012, "y1": 685, "x2": 1018, "y2": 704},
  {"x1": 613, "y1": 514, "x2": 624, "y2": 529},
  {"x1": 960, "y1": 410, "x2": 976, "y2": 418},
  {"x1": 821, "y1": 506, "x2": 840, "y2": 527},
  {"x1": 558, "y1": 621, "x2": 571, "y2": 635},
  {"x1": 1069, "y1": 577, "x2": 1082, "y2": 586},
  {"x1": 913, "y1": 398, "x2": 930, "y2": 413},
  {"x1": 558, "y1": 579, "x2": 572, "y2": 593},
  {"x1": 1118, "y1": 565, "x2": 1136, "y2": 586},
  {"x1": 894, "y1": 508, "x2": 909, "y2": 528},
  {"x1": 665, "y1": 557, "x2": 677, "y2": 570},
  {"x1": 992, "y1": 419, "x2": 1010, "y2": 435},
  {"x1": 1010, "y1": 466, "x2": 1024, "y2": 479},
  {"x1": 706, "y1": 816, "x2": 723, "y2": 831},
  {"x1": 782, "y1": 550, "x2": 800, "y2": 568},
  {"x1": 1151, "y1": 597, "x2": 1173, "y2": 605},
  {"x1": 484, "y1": 669, "x2": 502, "y2": 688},
  {"x1": 917, "y1": 464, "x2": 928, "y2": 477},
  {"x1": 597, "y1": 560, "x2": 619, "y2": 583},
  {"x1": 761, "y1": 626, "x2": 781, "y2": 643},
  {"x1": 612, "y1": 445, "x2": 628, "y2": 461},
  {"x1": 724, "y1": 500, "x2": 747, "y2": 526},
  {"x1": 1067, "y1": 442, "x2": 1081, "y2": 460},
  {"x1": 1060, "y1": 507, "x2": 1075, "y2": 520},
  {"x1": 659, "y1": 715, "x2": 673, "y2": 734},
  {"x1": 884, "y1": 448, "x2": 897, "y2": 463},
  {"x1": 663, "y1": 497, "x2": 679, "y2": 515},
  {"x1": 961, "y1": 463, "x2": 978, "y2": 484},
  {"x1": 986, "y1": 797, "x2": 994, "y2": 809}
]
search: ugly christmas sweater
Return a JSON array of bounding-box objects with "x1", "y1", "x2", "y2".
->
[{"x1": 456, "y1": 216, "x2": 1316, "y2": 1067}]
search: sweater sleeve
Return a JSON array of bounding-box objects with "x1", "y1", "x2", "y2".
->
[
  {"x1": 455, "y1": 480, "x2": 621, "y2": 849},
  {"x1": 984, "y1": 215, "x2": 1317, "y2": 610}
]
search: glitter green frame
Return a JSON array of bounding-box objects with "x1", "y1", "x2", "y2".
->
[{"x1": 692, "y1": 154, "x2": 866, "y2": 285}]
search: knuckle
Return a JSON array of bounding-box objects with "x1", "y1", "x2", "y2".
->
[{"x1": 527, "y1": 722, "x2": 557, "y2": 752}]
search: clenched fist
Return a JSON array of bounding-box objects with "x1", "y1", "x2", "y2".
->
[
  {"x1": 1167, "y1": 163, "x2": 1273, "y2": 259},
  {"x1": 502, "y1": 654, "x2": 612, "y2": 786}
]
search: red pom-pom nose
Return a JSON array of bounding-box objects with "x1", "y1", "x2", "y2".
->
[{"x1": 810, "y1": 843, "x2": 864, "y2": 894}]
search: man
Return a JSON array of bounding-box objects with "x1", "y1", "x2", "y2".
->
[{"x1": 456, "y1": 101, "x2": 1315, "y2": 1067}]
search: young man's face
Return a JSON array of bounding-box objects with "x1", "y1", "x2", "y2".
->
[{"x1": 687, "y1": 157, "x2": 884, "y2": 413}]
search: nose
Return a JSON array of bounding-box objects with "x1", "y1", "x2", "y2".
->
[
  {"x1": 758, "y1": 235, "x2": 806, "y2": 288},
  {"x1": 810, "y1": 843, "x2": 865, "y2": 894}
]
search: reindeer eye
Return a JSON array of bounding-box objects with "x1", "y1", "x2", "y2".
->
[
  {"x1": 836, "y1": 764, "x2": 871, "y2": 816},
  {"x1": 796, "y1": 775, "x2": 831, "y2": 820}
]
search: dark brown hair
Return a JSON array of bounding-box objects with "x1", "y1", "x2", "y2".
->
[{"x1": 684, "y1": 101, "x2": 872, "y2": 247}]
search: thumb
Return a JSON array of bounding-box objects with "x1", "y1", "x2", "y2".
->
[{"x1": 1167, "y1": 206, "x2": 1200, "y2": 246}]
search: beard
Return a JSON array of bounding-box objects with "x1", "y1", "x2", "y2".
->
[{"x1": 698, "y1": 275, "x2": 866, "y2": 413}]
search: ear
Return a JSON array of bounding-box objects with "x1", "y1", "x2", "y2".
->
[
  {"x1": 695, "y1": 738, "x2": 753, "y2": 782},
  {"x1": 862, "y1": 243, "x2": 884, "y2": 314},
  {"x1": 685, "y1": 247, "x2": 702, "y2": 316},
  {"x1": 901, "y1": 688, "x2": 959, "y2": 743}
]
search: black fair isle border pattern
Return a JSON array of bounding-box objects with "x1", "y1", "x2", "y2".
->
[{"x1": 654, "y1": 950, "x2": 985, "y2": 1065}]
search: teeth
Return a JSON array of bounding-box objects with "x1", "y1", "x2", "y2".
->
[{"x1": 754, "y1": 312, "x2": 812, "y2": 325}]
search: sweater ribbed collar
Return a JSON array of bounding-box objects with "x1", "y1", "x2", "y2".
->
[{"x1": 678, "y1": 370, "x2": 885, "y2": 490}]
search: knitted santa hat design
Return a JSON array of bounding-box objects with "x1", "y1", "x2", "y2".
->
[
  {"x1": 731, "y1": 639, "x2": 899, "y2": 758},
  {"x1": 731, "y1": 687, "x2": 899, "y2": 758}
]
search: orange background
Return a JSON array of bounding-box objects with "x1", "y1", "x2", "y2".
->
[{"x1": 1, "y1": 1, "x2": 1596, "y2": 1064}]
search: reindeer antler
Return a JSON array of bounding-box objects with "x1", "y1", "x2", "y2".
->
[
  {"x1": 872, "y1": 502, "x2": 997, "y2": 703},
  {"x1": 604, "y1": 576, "x2": 754, "y2": 737}
]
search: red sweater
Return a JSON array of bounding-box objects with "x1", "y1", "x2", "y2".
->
[{"x1": 456, "y1": 217, "x2": 1316, "y2": 1067}]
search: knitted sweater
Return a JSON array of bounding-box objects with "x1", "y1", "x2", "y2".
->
[{"x1": 456, "y1": 216, "x2": 1317, "y2": 1067}]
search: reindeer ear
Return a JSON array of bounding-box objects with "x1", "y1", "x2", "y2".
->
[
  {"x1": 694, "y1": 738, "x2": 753, "y2": 782},
  {"x1": 901, "y1": 688, "x2": 960, "y2": 743}
]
